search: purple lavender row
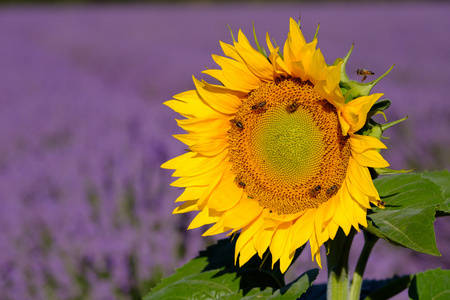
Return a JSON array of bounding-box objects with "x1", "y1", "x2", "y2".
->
[{"x1": 0, "y1": 3, "x2": 449, "y2": 299}]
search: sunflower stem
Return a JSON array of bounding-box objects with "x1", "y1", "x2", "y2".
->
[
  {"x1": 349, "y1": 231, "x2": 379, "y2": 300},
  {"x1": 327, "y1": 228, "x2": 356, "y2": 300}
]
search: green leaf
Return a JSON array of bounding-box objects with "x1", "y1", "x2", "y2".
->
[
  {"x1": 367, "y1": 172, "x2": 450, "y2": 256},
  {"x1": 363, "y1": 275, "x2": 413, "y2": 300},
  {"x1": 242, "y1": 269, "x2": 319, "y2": 299},
  {"x1": 422, "y1": 170, "x2": 450, "y2": 214},
  {"x1": 409, "y1": 268, "x2": 450, "y2": 300},
  {"x1": 144, "y1": 238, "x2": 317, "y2": 299}
]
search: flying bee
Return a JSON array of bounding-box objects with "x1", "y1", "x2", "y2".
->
[
  {"x1": 287, "y1": 101, "x2": 299, "y2": 113},
  {"x1": 251, "y1": 101, "x2": 267, "y2": 114},
  {"x1": 230, "y1": 119, "x2": 244, "y2": 131},
  {"x1": 356, "y1": 68, "x2": 375, "y2": 82}
]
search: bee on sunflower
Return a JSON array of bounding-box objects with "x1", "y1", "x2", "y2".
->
[{"x1": 162, "y1": 18, "x2": 392, "y2": 273}]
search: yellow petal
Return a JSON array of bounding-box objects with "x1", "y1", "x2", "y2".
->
[
  {"x1": 345, "y1": 180, "x2": 372, "y2": 209},
  {"x1": 173, "y1": 200, "x2": 199, "y2": 214},
  {"x1": 279, "y1": 249, "x2": 295, "y2": 274},
  {"x1": 189, "y1": 136, "x2": 228, "y2": 157},
  {"x1": 265, "y1": 32, "x2": 276, "y2": 54},
  {"x1": 210, "y1": 54, "x2": 261, "y2": 92},
  {"x1": 253, "y1": 227, "x2": 273, "y2": 258},
  {"x1": 236, "y1": 214, "x2": 265, "y2": 255},
  {"x1": 288, "y1": 18, "x2": 306, "y2": 54},
  {"x1": 352, "y1": 149, "x2": 390, "y2": 169},
  {"x1": 219, "y1": 41, "x2": 243, "y2": 63},
  {"x1": 193, "y1": 77, "x2": 241, "y2": 115},
  {"x1": 175, "y1": 186, "x2": 206, "y2": 203},
  {"x1": 170, "y1": 160, "x2": 228, "y2": 187},
  {"x1": 202, "y1": 216, "x2": 228, "y2": 236},
  {"x1": 339, "y1": 181, "x2": 360, "y2": 230},
  {"x1": 238, "y1": 238, "x2": 257, "y2": 267},
  {"x1": 270, "y1": 221, "x2": 292, "y2": 268},
  {"x1": 188, "y1": 207, "x2": 221, "y2": 229},
  {"x1": 327, "y1": 220, "x2": 339, "y2": 240},
  {"x1": 307, "y1": 49, "x2": 327, "y2": 84},
  {"x1": 165, "y1": 90, "x2": 222, "y2": 119},
  {"x1": 341, "y1": 93, "x2": 383, "y2": 133},
  {"x1": 222, "y1": 198, "x2": 263, "y2": 230},
  {"x1": 172, "y1": 149, "x2": 228, "y2": 177},
  {"x1": 207, "y1": 169, "x2": 244, "y2": 211},
  {"x1": 289, "y1": 209, "x2": 314, "y2": 253},
  {"x1": 347, "y1": 158, "x2": 379, "y2": 199},
  {"x1": 331, "y1": 196, "x2": 352, "y2": 235},
  {"x1": 234, "y1": 30, "x2": 273, "y2": 81},
  {"x1": 176, "y1": 116, "x2": 229, "y2": 134},
  {"x1": 268, "y1": 48, "x2": 290, "y2": 77},
  {"x1": 349, "y1": 133, "x2": 387, "y2": 153}
]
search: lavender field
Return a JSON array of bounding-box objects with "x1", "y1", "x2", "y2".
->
[{"x1": 1, "y1": 3, "x2": 450, "y2": 299}]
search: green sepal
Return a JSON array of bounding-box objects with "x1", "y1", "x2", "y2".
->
[
  {"x1": 339, "y1": 43, "x2": 353, "y2": 83},
  {"x1": 358, "y1": 119, "x2": 383, "y2": 140},
  {"x1": 313, "y1": 23, "x2": 320, "y2": 40},
  {"x1": 373, "y1": 167, "x2": 412, "y2": 176},
  {"x1": 227, "y1": 24, "x2": 236, "y2": 43},
  {"x1": 339, "y1": 43, "x2": 395, "y2": 98},
  {"x1": 346, "y1": 64, "x2": 395, "y2": 98},
  {"x1": 370, "y1": 99, "x2": 391, "y2": 113},
  {"x1": 252, "y1": 21, "x2": 267, "y2": 58},
  {"x1": 380, "y1": 116, "x2": 408, "y2": 132}
]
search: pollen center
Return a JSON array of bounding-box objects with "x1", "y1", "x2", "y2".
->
[
  {"x1": 251, "y1": 103, "x2": 324, "y2": 184},
  {"x1": 228, "y1": 78, "x2": 351, "y2": 215}
]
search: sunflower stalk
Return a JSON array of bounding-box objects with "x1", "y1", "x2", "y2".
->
[
  {"x1": 349, "y1": 231, "x2": 379, "y2": 300},
  {"x1": 327, "y1": 228, "x2": 356, "y2": 300}
]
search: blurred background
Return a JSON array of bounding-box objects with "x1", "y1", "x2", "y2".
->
[{"x1": 1, "y1": 1, "x2": 449, "y2": 299}]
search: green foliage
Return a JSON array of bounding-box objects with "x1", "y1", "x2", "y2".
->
[
  {"x1": 145, "y1": 171, "x2": 450, "y2": 299},
  {"x1": 367, "y1": 171, "x2": 450, "y2": 255},
  {"x1": 144, "y1": 238, "x2": 318, "y2": 299},
  {"x1": 409, "y1": 268, "x2": 450, "y2": 300},
  {"x1": 363, "y1": 275, "x2": 413, "y2": 300}
]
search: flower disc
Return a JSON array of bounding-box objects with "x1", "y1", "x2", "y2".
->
[{"x1": 229, "y1": 79, "x2": 351, "y2": 215}]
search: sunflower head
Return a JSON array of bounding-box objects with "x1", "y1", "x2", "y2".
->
[{"x1": 162, "y1": 18, "x2": 392, "y2": 273}]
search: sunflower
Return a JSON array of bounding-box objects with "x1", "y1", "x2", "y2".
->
[{"x1": 162, "y1": 18, "x2": 389, "y2": 273}]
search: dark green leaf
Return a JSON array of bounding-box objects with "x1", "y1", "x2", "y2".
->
[
  {"x1": 363, "y1": 275, "x2": 413, "y2": 300},
  {"x1": 370, "y1": 99, "x2": 391, "y2": 112},
  {"x1": 409, "y1": 268, "x2": 450, "y2": 300},
  {"x1": 144, "y1": 238, "x2": 316, "y2": 299},
  {"x1": 368, "y1": 172, "x2": 450, "y2": 256},
  {"x1": 422, "y1": 170, "x2": 450, "y2": 214},
  {"x1": 298, "y1": 283, "x2": 326, "y2": 300},
  {"x1": 242, "y1": 269, "x2": 319, "y2": 299}
]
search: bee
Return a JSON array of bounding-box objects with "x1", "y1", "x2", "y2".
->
[
  {"x1": 251, "y1": 101, "x2": 267, "y2": 113},
  {"x1": 376, "y1": 200, "x2": 386, "y2": 208},
  {"x1": 287, "y1": 102, "x2": 299, "y2": 113},
  {"x1": 230, "y1": 119, "x2": 244, "y2": 131},
  {"x1": 356, "y1": 68, "x2": 375, "y2": 82},
  {"x1": 309, "y1": 185, "x2": 321, "y2": 197},
  {"x1": 235, "y1": 178, "x2": 246, "y2": 188},
  {"x1": 326, "y1": 185, "x2": 338, "y2": 196}
]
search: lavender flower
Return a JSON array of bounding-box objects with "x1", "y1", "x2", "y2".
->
[{"x1": 0, "y1": 3, "x2": 449, "y2": 300}]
